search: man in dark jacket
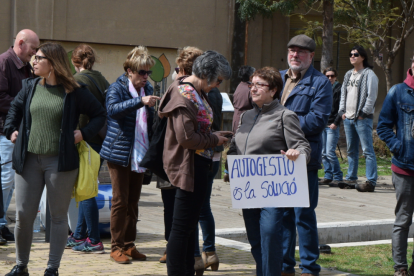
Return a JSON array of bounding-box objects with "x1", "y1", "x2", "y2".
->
[
  {"x1": 279, "y1": 34, "x2": 332, "y2": 276},
  {"x1": 377, "y1": 61, "x2": 414, "y2": 276},
  {"x1": 0, "y1": 29, "x2": 39, "y2": 242}
]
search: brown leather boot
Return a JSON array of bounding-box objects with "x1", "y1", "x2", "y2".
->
[
  {"x1": 202, "y1": 251, "x2": 219, "y2": 271},
  {"x1": 194, "y1": 256, "x2": 205, "y2": 276},
  {"x1": 123, "y1": 246, "x2": 147, "y2": 261},
  {"x1": 159, "y1": 251, "x2": 167, "y2": 263},
  {"x1": 110, "y1": 249, "x2": 131, "y2": 264}
]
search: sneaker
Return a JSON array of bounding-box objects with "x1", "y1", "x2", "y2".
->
[
  {"x1": 338, "y1": 179, "x2": 357, "y2": 189},
  {"x1": 356, "y1": 181, "x2": 375, "y2": 192},
  {"x1": 123, "y1": 246, "x2": 147, "y2": 261},
  {"x1": 0, "y1": 233, "x2": 7, "y2": 245},
  {"x1": 65, "y1": 233, "x2": 86, "y2": 248},
  {"x1": 395, "y1": 268, "x2": 408, "y2": 276},
  {"x1": 110, "y1": 248, "x2": 131, "y2": 264},
  {"x1": 72, "y1": 238, "x2": 105, "y2": 254},
  {"x1": 1, "y1": 225, "x2": 15, "y2": 241},
  {"x1": 318, "y1": 178, "x2": 332, "y2": 185},
  {"x1": 44, "y1": 267, "x2": 58, "y2": 276},
  {"x1": 5, "y1": 265, "x2": 29, "y2": 276},
  {"x1": 328, "y1": 180, "x2": 341, "y2": 188}
]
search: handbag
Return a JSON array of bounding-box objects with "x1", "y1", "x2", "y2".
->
[
  {"x1": 73, "y1": 141, "x2": 100, "y2": 205},
  {"x1": 79, "y1": 73, "x2": 107, "y2": 140}
]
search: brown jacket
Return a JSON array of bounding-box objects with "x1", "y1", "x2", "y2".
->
[
  {"x1": 159, "y1": 76, "x2": 219, "y2": 192},
  {"x1": 0, "y1": 47, "x2": 34, "y2": 134}
]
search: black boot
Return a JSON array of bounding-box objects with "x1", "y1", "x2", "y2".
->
[
  {"x1": 44, "y1": 268, "x2": 59, "y2": 276},
  {"x1": 5, "y1": 265, "x2": 29, "y2": 276},
  {"x1": 1, "y1": 225, "x2": 15, "y2": 241}
]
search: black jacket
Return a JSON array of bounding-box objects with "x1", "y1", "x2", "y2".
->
[
  {"x1": 4, "y1": 77, "x2": 106, "y2": 174},
  {"x1": 207, "y1": 87, "x2": 224, "y2": 153},
  {"x1": 327, "y1": 81, "x2": 342, "y2": 126}
]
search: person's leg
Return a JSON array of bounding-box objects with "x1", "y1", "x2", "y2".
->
[
  {"x1": 260, "y1": 208, "x2": 283, "y2": 276},
  {"x1": 326, "y1": 127, "x2": 343, "y2": 181},
  {"x1": 167, "y1": 155, "x2": 210, "y2": 276},
  {"x1": 282, "y1": 208, "x2": 296, "y2": 274},
  {"x1": 243, "y1": 208, "x2": 263, "y2": 276},
  {"x1": 355, "y1": 118, "x2": 377, "y2": 185},
  {"x1": 73, "y1": 201, "x2": 87, "y2": 240},
  {"x1": 296, "y1": 170, "x2": 321, "y2": 275},
  {"x1": 0, "y1": 135, "x2": 15, "y2": 226},
  {"x1": 392, "y1": 172, "x2": 414, "y2": 271},
  {"x1": 14, "y1": 153, "x2": 45, "y2": 267},
  {"x1": 161, "y1": 188, "x2": 177, "y2": 242},
  {"x1": 321, "y1": 128, "x2": 333, "y2": 180},
  {"x1": 79, "y1": 197, "x2": 100, "y2": 244},
  {"x1": 108, "y1": 161, "x2": 130, "y2": 251},
  {"x1": 198, "y1": 161, "x2": 219, "y2": 253},
  {"x1": 123, "y1": 171, "x2": 144, "y2": 250},
  {"x1": 343, "y1": 118, "x2": 359, "y2": 180},
  {"x1": 42, "y1": 154, "x2": 78, "y2": 269}
]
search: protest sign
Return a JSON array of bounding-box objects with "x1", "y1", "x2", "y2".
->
[{"x1": 227, "y1": 154, "x2": 309, "y2": 209}]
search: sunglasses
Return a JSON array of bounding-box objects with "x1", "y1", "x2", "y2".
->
[
  {"x1": 325, "y1": 74, "x2": 336, "y2": 78},
  {"x1": 175, "y1": 67, "x2": 179, "y2": 74},
  {"x1": 138, "y1": 70, "x2": 152, "y2": 76},
  {"x1": 349, "y1": 53, "x2": 360, "y2": 57}
]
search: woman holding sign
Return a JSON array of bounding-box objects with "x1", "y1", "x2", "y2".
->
[{"x1": 226, "y1": 67, "x2": 311, "y2": 276}]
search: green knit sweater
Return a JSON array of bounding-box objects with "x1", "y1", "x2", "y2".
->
[{"x1": 28, "y1": 84, "x2": 65, "y2": 155}]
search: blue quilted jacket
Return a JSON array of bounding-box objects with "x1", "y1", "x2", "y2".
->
[{"x1": 100, "y1": 74, "x2": 154, "y2": 166}]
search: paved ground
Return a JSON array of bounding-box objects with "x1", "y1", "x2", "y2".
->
[{"x1": 0, "y1": 176, "x2": 396, "y2": 276}]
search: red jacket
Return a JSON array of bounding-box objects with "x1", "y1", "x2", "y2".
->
[{"x1": 0, "y1": 47, "x2": 34, "y2": 134}]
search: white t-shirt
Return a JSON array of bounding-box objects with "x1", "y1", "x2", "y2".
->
[{"x1": 345, "y1": 69, "x2": 363, "y2": 119}]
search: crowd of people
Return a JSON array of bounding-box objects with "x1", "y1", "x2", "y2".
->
[{"x1": 0, "y1": 28, "x2": 413, "y2": 276}]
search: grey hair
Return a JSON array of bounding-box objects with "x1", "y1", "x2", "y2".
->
[{"x1": 192, "y1": 50, "x2": 232, "y2": 84}]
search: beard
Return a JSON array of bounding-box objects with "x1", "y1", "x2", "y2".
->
[{"x1": 288, "y1": 57, "x2": 311, "y2": 72}]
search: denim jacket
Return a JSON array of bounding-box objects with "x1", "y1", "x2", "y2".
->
[{"x1": 377, "y1": 82, "x2": 414, "y2": 170}]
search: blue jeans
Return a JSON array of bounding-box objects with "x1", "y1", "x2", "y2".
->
[
  {"x1": 321, "y1": 127, "x2": 343, "y2": 181},
  {"x1": 282, "y1": 170, "x2": 320, "y2": 275},
  {"x1": 243, "y1": 207, "x2": 284, "y2": 276},
  {"x1": 194, "y1": 161, "x2": 220, "y2": 256},
  {"x1": 73, "y1": 143, "x2": 103, "y2": 244},
  {"x1": 343, "y1": 118, "x2": 377, "y2": 185},
  {"x1": 0, "y1": 135, "x2": 15, "y2": 226}
]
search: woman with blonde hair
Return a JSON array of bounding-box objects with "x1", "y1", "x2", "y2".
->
[
  {"x1": 4, "y1": 42, "x2": 105, "y2": 276},
  {"x1": 100, "y1": 46, "x2": 160, "y2": 264},
  {"x1": 65, "y1": 44, "x2": 110, "y2": 253}
]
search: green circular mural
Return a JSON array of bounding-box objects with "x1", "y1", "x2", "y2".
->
[{"x1": 150, "y1": 56, "x2": 164, "y2": 82}]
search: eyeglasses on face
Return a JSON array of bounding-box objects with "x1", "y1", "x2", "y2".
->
[
  {"x1": 137, "y1": 70, "x2": 152, "y2": 76},
  {"x1": 216, "y1": 78, "x2": 223, "y2": 85},
  {"x1": 288, "y1": 49, "x2": 310, "y2": 56},
  {"x1": 325, "y1": 74, "x2": 336, "y2": 78},
  {"x1": 33, "y1": 55, "x2": 47, "y2": 62},
  {"x1": 349, "y1": 52, "x2": 360, "y2": 57},
  {"x1": 248, "y1": 82, "x2": 270, "y2": 90}
]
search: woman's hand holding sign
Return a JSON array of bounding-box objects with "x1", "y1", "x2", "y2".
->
[{"x1": 281, "y1": 149, "x2": 300, "y2": 161}]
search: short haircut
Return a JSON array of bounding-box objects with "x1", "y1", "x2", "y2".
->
[
  {"x1": 323, "y1": 67, "x2": 338, "y2": 77},
  {"x1": 123, "y1": 46, "x2": 155, "y2": 73},
  {"x1": 238, "y1": 65, "x2": 255, "y2": 82},
  {"x1": 350, "y1": 45, "x2": 373, "y2": 69},
  {"x1": 251, "y1": 67, "x2": 283, "y2": 100},
  {"x1": 176, "y1": 46, "x2": 203, "y2": 76},
  {"x1": 72, "y1": 44, "x2": 96, "y2": 70},
  {"x1": 38, "y1": 42, "x2": 80, "y2": 93},
  {"x1": 192, "y1": 50, "x2": 232, "y2": 84}
]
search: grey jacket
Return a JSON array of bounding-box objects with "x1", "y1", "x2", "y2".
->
[
  {"x1": 229, "y1": 99, "x2": 311, "y2": 163},
  {"x1": 338, "y1": 68, "x2": 378, "y2": 121}
]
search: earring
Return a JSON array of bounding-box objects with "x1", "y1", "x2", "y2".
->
[{"x1": 48, "y1": 71, "x2": 51, "y2": 78}]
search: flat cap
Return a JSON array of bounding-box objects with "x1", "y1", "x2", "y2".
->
[{"x1": 287, "y1": 34, "x2": 316, "y2": 52}]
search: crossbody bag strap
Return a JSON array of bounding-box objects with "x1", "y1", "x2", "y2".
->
[{"x1": 79, "y1": 73, "x2": 105, "y2": 98}]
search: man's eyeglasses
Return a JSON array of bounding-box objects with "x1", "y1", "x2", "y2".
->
[
  {"x1": 33, "y1": 55, "x2": 47, "y2": 62},
  {"x1": 216, "y1": 79, "x2": 223, "y2": 85},
  {"x1": 325, "y1": 74, "x2": 336, "y2": 79},
  {"x1": 288, "y1": 49, "x2": 310, "y2": 56},
  {"x1": 138, "y1": 70, "x2": 152, "y2": 76},
  {"x1": 248, "y1": 82, "x2": 270, "y2": 89},
  {"x1": 349, "y1": 53, "x2": 360, "y2": 57}
]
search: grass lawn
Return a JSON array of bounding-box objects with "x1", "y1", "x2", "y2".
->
[
  {"x1": 295, "y1": 243, "x2": 411, "y2": 276},
  {"x1": 318, "y1": 156, "x2": 392, "y2": 178}
]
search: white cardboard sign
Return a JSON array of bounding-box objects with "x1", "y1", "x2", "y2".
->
[{"x1": 227, "y1": 154, "x2": 309, "y2": 209}]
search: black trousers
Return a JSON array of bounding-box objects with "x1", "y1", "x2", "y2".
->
[
  {"x1": 161, "y1": 188, "x2": 176, "y2": 242},
  {"x1": 167, "y1": 154, "x2": 212, "y2": 276}
]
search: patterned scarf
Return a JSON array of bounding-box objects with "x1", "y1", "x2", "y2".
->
[
  {"x1": 129, "y1": 80, "x2": 149, "y2": 173},
  {"x1": 342, "y1": 68, "x2": 371, "y2": 121}
]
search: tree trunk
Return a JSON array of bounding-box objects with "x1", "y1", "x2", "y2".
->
[{"x1": 321, "y1": 0, "x2": 334, "y2": 72}]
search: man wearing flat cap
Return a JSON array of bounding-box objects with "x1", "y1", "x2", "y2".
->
[{"x1": 280, "y1": 34, "x2": 332, "y2": 276}]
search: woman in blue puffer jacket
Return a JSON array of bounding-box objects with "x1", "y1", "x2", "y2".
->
[{"x1": 100, "y1": 46, "x2": 160, "y2": 264}]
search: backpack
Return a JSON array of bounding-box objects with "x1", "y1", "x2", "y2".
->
[{"x1": 73, "y1": 141, "x2": 100, "y2": 205}]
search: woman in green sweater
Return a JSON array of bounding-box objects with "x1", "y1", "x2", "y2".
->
[
  {"x1": 65, "y1": 44, "x2": 109, "y2": 254},
  {"x1": 4, "y1": 42, "x2": 105, "y2": 276}
]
